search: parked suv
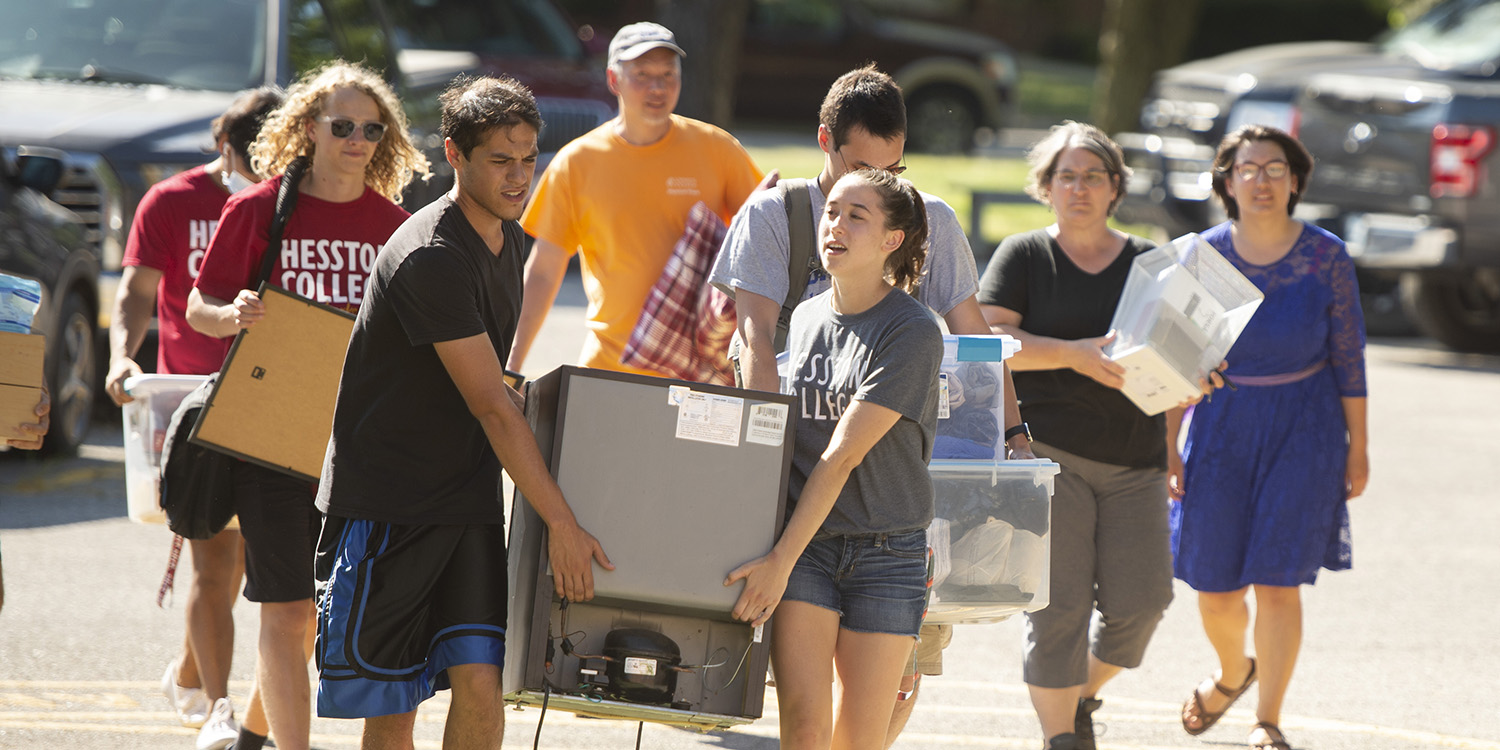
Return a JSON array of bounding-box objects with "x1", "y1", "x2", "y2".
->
[
  {"x1": 0, "y1": 148, "x2": 98, "y2": 454},
  {"x1": 1114, "y1": 0, "x2": 1500, "y2": 351},
  {"x1": 0, "y1": 0, "x2": 615, "y2": 368},
  {"x1": 735, "y1": 0, "x2": 1018, "y2": 153}
]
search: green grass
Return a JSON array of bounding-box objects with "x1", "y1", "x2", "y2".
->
[
  {"x1": 742, "y1": 143, "x2": 1156, "y2": 260},
  {"x1": 1013, "y1": 56, "x2": 1098, "y2": 127}
]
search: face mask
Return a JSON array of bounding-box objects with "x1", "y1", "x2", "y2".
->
[
  {"x1": 223, "y1": 169, "x2": 254, "y2": 195},
  {"x1": 221, "y1": 146, "x2": 254, "y2": 194}
]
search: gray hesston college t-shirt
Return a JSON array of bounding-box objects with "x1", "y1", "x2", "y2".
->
[
  {"x1": 709, "y1": 179, "x2": 977, "y2": 323},
  {"x1": 784, "y1": 288, "x2": 943, "y2": 536}
]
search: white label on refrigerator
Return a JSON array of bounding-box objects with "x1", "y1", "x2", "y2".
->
[
  {"x1": 675, "y1": 391, "x2": 744, "y2": 446},
  {"x1": 623, "y1": 657, "x2": 657, "y2": 676},
  {"x1": 745, "y1": 403, "x2": 789, "y2": 446},
  {"x1": 667, "y1": 384, "x2": 690, "y2": 406},
  {"x1": 938, "y1": 372, "x2": 951, "y2": 419}
]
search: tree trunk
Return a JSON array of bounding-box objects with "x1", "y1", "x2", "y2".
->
[
  {"x1": 1092, "y1": 0, "x2": 1203, "y2": 135},
  {"x1": 655, "y1": 0, "x2": 750, "y2": 127}
]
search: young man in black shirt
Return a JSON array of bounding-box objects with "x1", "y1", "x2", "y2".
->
[{"x1": 314, "y1": 75, "x2": 611, "y2": 748}]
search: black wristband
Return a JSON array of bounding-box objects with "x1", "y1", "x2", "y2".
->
[{"x1": 1004, "y1": 422, "x2": 1031, "y2": 442}]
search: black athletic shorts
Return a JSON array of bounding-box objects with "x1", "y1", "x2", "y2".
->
[
  {"x1": 314, "y1": 515, "x2": 508, "y2": 719},
  {"x1": 233, "y1": 462, "x2": 319, "y2": 603}
]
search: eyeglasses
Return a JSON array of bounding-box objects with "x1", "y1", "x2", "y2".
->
[
  {"x1": 1228, "y1": 160, "x2": 1289, "y2": 182},
  {"x1": 318, "y1": 115, "x2": 386, "y2": 143},
  {"x1": 834, "y1": 145, "x2": 906, "y2": 176},
  {"x1": 1053, "y1": 169, "x2": 1110, "y2": 189}
]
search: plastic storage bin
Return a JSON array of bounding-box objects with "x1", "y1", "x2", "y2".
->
[
  {"x1": 934, "y1": 334, "x2": 1020, "y2": 460},
  {"x1": 122, "y1": 374, "x2": 208, "y2": 524},
  {"x1": 925, "y1": 458, "x2": 1059, "y2": 624},
  {"x1": 1105, "y1": 233, "x2": 1262, "y2": 415}
]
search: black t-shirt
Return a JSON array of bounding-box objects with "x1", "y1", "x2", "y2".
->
[
  {"x1": 977, "y1": 229, "x2": 1166, "y2": 469},
  {"x1": 316, "y1": 196, "x2": 524, "y2": 524}
]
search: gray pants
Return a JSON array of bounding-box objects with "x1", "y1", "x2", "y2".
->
[{"x1": 1023, "y1": 440, "x2": 1174, "y2": 688}]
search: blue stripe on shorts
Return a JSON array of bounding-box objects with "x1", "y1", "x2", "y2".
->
[{"x1": 316, "y1": 518, "x2": 507, "y2": 719}]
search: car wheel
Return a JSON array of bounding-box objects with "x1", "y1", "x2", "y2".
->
[
  {"x1": 1399, "y1": 271, "x2": 1500, "y2": 353},
  {"x1": 42, "y1": 289, "x2": 97, "y2": 454},
  {"x1": 907, "y1": 86, "x2": 979, "y2": 155}
]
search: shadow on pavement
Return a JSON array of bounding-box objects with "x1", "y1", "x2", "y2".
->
[
  {"x1": 1370, "y1": 338, "x2": 1500, "y2": 375},
  {"x1": 0, "y1": 424, "x2": 128, "y2": 530}
]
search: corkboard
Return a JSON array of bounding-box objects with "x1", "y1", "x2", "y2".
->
[{"x1": 190, "y1": 285, "x2": 355, "y2": 480}]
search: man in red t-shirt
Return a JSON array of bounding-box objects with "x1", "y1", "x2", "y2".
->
[
  {"x1": 186, "y1": 61, "x2": 428, "y2": 750},
  {"x1": 105, "y1": 87, "x2": 282, "y2": 750}
]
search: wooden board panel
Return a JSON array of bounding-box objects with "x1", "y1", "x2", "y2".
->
[{"x1": 190, "y1": 285, "x2": 355, "y2": 480}]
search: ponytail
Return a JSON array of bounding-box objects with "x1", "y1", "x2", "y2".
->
[{"x1": 885, "y1": 180, "x2": 929, "y2": 292}]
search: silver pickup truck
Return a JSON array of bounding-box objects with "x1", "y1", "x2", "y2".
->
[{"x1": 1115, "y1": 0, "x2": 1500, "y2": 352}]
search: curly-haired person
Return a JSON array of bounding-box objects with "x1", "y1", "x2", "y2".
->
[{"x1": 186, "y1": 60, "x2": 429, "y2": 750}]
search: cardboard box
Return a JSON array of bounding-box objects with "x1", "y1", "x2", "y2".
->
[
  {"x1": 1106, "y1": 233, "x2": 1263, "y2": 415},
  {"x1": 189, "y1": 285, "x2": 355, "y2": 480},
  {"x1": 0, "y1": 330, "x2": 46, "y2": 440}
]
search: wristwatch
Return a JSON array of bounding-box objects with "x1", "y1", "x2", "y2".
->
[{"x1": 1003, "y1": 421, "x2": 1032, "y2": 444}]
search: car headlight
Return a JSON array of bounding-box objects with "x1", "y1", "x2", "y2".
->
[{"x1": 983, "y1": 51, "x2": 1019, "y2": 86}]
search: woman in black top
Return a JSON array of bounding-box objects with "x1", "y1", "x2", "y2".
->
[{"x1": 977, "y1": 121, "x2": 1181, "y2": 750}]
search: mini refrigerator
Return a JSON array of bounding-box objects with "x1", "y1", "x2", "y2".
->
[{"x1": 504, "y1": 365, "x2": 796, "y2": 731}]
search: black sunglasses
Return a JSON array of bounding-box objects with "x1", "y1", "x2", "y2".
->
[{"x1": 318, "y1": 115, "x2": 386, "y2": 142}]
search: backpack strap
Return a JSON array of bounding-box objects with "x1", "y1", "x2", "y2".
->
[
  {"x1": 253, "y1": 156, "x2": 309, "y2": 291},
  {"x1": 775, "y1": 178, "x2": 817, "y2": 352}
]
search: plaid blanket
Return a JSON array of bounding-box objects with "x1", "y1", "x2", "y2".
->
[{"x1": 621, "y1": 201, "x2": 736, "y2": 385}]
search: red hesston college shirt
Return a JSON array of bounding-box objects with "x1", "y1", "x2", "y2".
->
[
  {"x1": 195, "y1": 175, "x2": 410, "y2": 317},
  {"x1": 124, "y1": 166, "x2": 238, "y2": 375}
]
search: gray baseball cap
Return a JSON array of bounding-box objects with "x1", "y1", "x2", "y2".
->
[{"x1": 607, "y1": 22, "x2": 687, "y2": 67}]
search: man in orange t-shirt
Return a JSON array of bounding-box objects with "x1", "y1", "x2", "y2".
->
[{"x1": 509, "y1": 22, "x2": 762, "y2": 377}]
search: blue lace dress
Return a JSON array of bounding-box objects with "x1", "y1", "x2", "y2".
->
[{"x1": 1170, "y1": 221, "x2": 1367, "y2": 591}]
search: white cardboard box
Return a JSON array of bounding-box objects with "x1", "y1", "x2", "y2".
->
[{"x1": 1106, "y1": 233, "x2": 1263, "y2": 415}]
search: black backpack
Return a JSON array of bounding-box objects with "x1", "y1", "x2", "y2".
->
[{"x1": 158, "y1": 375, "x2": 235, "y2": 539}]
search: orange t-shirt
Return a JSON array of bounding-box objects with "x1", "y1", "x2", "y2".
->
[{"x1": 522, "y1": 114, "x2": 763, "y2": 375}]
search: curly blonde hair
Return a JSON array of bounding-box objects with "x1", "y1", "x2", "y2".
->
[{"x1": 249, "y1": 61, "x2": 430, "y2": 203}]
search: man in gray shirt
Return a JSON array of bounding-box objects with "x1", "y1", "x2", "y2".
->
[{"x1": 707, "y1": 64, "x2": 1032, "y2": 748}]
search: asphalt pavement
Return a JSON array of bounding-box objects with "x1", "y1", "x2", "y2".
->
[{"x1": 2, "y1": 270, "x2": 1498, "y2": 749}]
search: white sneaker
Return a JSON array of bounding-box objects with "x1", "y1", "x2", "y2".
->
[
  {"x1": 196, "y1": 697, "x2": 239, "y2": 750},
  {"x1": 160, "y1": 659, "x2": 211, "y2": 728}
]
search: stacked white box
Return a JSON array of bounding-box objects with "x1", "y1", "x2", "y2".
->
[
  {"x1": 1105, "y1": 233, "x2": 1263, "y2": 415},
  {"x1": 121, "y1": 374, "x2": 207, "y2": 524}
]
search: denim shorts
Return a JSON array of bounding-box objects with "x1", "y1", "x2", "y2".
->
[{"x1": 783, "y1": 529, "x2": 930, "y2": 637}]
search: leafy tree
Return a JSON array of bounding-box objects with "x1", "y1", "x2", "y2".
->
[
  {"x1": 655, "y1": 0, "x2": 752, "y2": 127},
  {"x1": 1091, "y1": 0, "x2": 1203, "y2": 134}
]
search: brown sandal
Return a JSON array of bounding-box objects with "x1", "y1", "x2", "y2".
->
[
  {"x1": 1180, "y1": 656, "x2": 1257, "y2": 736},
  {"x1": 1250, "y1": 721, "x2": 1291, "y2": 749}
]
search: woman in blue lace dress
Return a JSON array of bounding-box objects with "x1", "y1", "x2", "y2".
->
[{"x1": 1169, "y1": 126, "x2": 1370, "y2": 750}]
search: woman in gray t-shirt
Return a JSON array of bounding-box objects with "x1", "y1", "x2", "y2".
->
[{"x1": 726, "y1": 169, "x2": 942, "y2": 750}]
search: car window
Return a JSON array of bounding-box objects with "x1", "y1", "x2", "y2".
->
[
  {"x1": 290, "y1": 0, "x2": 393, "y2": 79},
  {"x1": 1382, "y1": 0, "x2": 1500, "y2": 73},
  {"x1": 383, "y1": 0, "x2": 581, "y2": 60},
  {"x1": 750, "y1": 0, "x2": 843, "y2": 39},
  {"x1": 0, "y1": 0, "x2": 265, "y2": 91}
]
